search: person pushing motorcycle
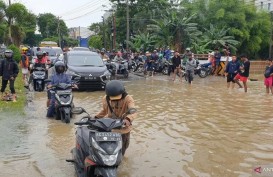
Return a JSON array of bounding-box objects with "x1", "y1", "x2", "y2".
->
[{"x1": 95, "y1": 80, "x2": 137, "y2": 155}]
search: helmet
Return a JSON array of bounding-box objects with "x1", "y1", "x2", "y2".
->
[
  {"x1": 4, "y1": 49, "x2": 13, "y2": 59},
  {"x1": 54, "y1": 61, "x2": 66, "y2": 74},
  {"x1": 22, "y1": 47, "x2": 28, "y2": 53},
  {"x1": 186, "y1": 47, "x2": 191, "y2": 51},
  {"x1": 36, "y1": 51, "x2": 43, "y2": 60},
  {"x1": 105, "y1": 80, "x2": 125, "y2": 100},
  {"x1": 101, "y1": 48, "x2": 106, "y2": 53}
]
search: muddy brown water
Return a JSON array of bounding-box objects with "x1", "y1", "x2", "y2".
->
[{"x1": 1, "y1": 75, "x2": 273, "y2": 177}]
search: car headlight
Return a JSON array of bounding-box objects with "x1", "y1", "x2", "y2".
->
[
  {"x1": 101, "y1": 70, "x2": 111, "y2": 80},
  {"x1": 66, "y1": 69, "x2": 80, "y2": 77}
]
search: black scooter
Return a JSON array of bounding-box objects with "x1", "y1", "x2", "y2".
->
[
  {"x1": 32, "y1": 66, "x2": 47, "y2": 91},
  {"x1": 47, "y1": 82, "x2": 77, "y2": 123},
  {"x1": 67, "y1": 107, "x2": 137, "y2": 177}
]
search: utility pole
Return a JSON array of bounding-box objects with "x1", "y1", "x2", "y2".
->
[
  {"x1": 126, "y1": 0, "x2": 129, "y2": 50},
  {"x1": 113, "y1": 14, "x2": 116, "y2": 50},
  {"x1": 102, "y1": 16, "x2": 106, "y2": 49},
  {"x1": 269, "y1": 11, "x2": 273, "y2": 59},
  {"x1": 57, "y1": 17, "x2": 61, "y2": 48}
]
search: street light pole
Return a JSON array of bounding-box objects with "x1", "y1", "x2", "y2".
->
[
  {"x1": 269, "y1": 11, "x2": 273, "y2": 58},
  {"x1": 126, "y1": 0, "x2": 129, "y2": 50},
  {"x1": 102, "y1": 16, "x2": 106, "y2": 49}
]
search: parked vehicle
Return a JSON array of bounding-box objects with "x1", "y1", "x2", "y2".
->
[
  {"x1": 72, "y1": 47, "x2": 90, "y2": 51},
  {"x1": 32, "y1": 66, "x2": 47, "y2": 92},
  {"x1": 67, "y1": 107, "x2": 137, "y2": 177},
  {"x1": 64, "y1": 51, "x2": 111, "y2": 90},
  {"x1": 105, "y1": 60, "x2": 129, "y2": 79},
  {"x1": 47, "y1": 82, "x2": 77, "y2": 123}
]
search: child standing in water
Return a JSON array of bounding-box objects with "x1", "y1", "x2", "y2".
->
[{"x1": 264, "y1": 59, "x2": 273, "y2": 94}]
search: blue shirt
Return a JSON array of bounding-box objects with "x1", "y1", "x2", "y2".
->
[
  {"x1": 225, "y1": 61, "x2": 240, "y2": 74},
  {"x1": 49, "y1": 73, "x2": 71, "y2": 86}
]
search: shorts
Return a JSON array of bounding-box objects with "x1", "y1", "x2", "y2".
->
[
  {"x1": 227, "y1": 73, "x2": 236, "y2": 83},
  {"x1": 215, "y1": 59, "x2": 221, "y2": 66},
  {"x1": 234, "y1": 73, "x2": 248, "y2": 82},
  {"x1": 264, "y1": 76, "x2": 273, "y2": 86}
]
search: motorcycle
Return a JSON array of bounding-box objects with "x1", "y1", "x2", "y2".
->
[
  {"x1": 32, "y1": 66, "x2": 47, "y2": 92},
  {"x1": 47, "y1": 81, "x2": 77, "y2": 123},
  {"x1": 67, "y1": 107, "x2": 137, "y2": 177},
  {"x1": 107, "y1": 60, "x2": 129, "y2": 79}
]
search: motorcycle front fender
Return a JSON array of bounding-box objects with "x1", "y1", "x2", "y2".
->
[{"x1": 95, "y1": 167, "x2": 118, "y2": 177}]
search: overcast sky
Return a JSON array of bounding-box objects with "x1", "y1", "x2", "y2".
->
[{"x1": 6, "y1": 0, "x2": 111, "y2": 28}]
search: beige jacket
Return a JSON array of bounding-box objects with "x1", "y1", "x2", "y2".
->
[{"x1": 95, "y1": 95, "x2": 137, "y2": 133}]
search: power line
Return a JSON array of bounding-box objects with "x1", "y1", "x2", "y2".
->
[
  {"x1": 59, "y1": 0, "x2": 104, "y2": 17},
  {"x1": 63, "y1": 6, "x2": 102, "y2": 21}
]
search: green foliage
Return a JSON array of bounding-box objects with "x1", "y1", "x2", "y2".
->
[
  {"x1": 8, "y1": 44, "x2": 20, "y2": 62},
  {"x1": 37, "y1": 13, "x2": 68, "y2": 38},
  {"x1": 88, "y1": 35, "x2": 103, "y2": 49}
]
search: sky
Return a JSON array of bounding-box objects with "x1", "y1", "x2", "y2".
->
[{"x1": 5, "y1": 0, "x2": 112, "y2": 28}]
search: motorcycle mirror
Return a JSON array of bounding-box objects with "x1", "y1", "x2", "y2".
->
[
  {"x1": 72, "y1": 107, "x2": 85, "y2": 114},
  {"x1": 127, "y1": 108, "x2": 137, "y2": 115}
]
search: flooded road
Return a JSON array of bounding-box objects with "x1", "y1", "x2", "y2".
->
[{"x1": 1, "y1": 75, "x2": 273, "y2": 177}]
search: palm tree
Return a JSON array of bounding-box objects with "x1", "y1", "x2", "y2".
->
[
  {"x1": 127, "y1": 32, "x2": 157, "y2": 52},
  {"x1": 203, "y1": 24, "x2": 240, "y2": 50}
]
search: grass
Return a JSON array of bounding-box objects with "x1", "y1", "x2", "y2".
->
[{"x1": 0, "y1": 70, "x2": 27, "y2": 113}]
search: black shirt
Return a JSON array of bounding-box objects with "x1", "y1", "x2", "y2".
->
[
  {"x1": 240, "y1": 60, "x2": 250, "y2": 77},
  {"x1": 172, "y1": 56, "x2": 181, "y2": 67}
]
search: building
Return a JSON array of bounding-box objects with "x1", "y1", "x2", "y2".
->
[
  {"x1": 254, "y1": 0, "x2": 273, "y2": 11},
  {"x1": 68, "y1": 27, "x2": 94, "y2": 40}
]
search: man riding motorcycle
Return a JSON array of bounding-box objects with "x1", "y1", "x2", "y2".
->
[
  {"x1": 113, "y1": 51, "x2": 127, "y2": 74},
  {"x1": 95, "y1": 80, "x2": 137, "y2": 155},
  {"x1": 46, "y1": 61, "x2": 71, "y2": 118}
]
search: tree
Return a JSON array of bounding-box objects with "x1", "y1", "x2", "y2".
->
[
  {"x1": 4, "y1": 3, "x2": 36, "y2": 46},
  {"x1": 8, "y1": 44, "x2": 20, "y2": 62},
  {"x1": 88, "y1": 35, "x2": 103, "y2": 49},
  {"x1": 37, "y1": 13, "x2": 68, "y2": 38},
  {"x1": 127, "y1": 32, "x2": 157, "y2": 52}
]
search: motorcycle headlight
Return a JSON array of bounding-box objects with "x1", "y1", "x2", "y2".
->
[{"x1": 91, "y1": 138, "x2": 121, "y2": 166}]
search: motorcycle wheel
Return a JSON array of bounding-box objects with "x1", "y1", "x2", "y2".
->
[
  {"x1": 124, "y1": 70, "x2": 129, "y2": 78},
  {"x1": 64, "y1": 112, "x2": 70, "y2": 123},
  {"x1": 162, "y1": 66, "x2": 168, "y2": 75},
  {"x1": 198, "y1": 68, "x2": 208, "y2": 78},
  {"x1": 56, "y1": 109, "x2": 61, "y2": 120}
]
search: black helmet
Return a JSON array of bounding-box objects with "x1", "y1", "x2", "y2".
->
[
  {"x1": 55, "y1": 61, "x2": 66, "y2": 74},
  {"x1": 36, "y1": 51, "x2": 43, "y2": 60},
  {"x1": 105, "y1": 80, "x2": 125, "y2": 100},
  {"x1": 4, "y1": 49, "x2": 13, "y2": 59}
]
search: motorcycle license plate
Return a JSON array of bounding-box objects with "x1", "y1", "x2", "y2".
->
[
  {"x1": 84, "y1": 76, "x2": 96, "y2": 80},
  {"x1": 95, "y1": 132, "x2": 122, "y2": 142}
]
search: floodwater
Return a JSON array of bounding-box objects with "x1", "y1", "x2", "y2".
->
[{"x1": 1, "y1": 75, "x2": 273, "y2": 177}]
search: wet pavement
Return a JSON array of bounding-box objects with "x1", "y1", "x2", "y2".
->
[{"x1": 0, "y1": 74, "x2": 273, "y2": 177}]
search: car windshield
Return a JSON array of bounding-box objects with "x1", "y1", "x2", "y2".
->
[
  {"x1": 68, "y1": 54, "x2": 104, "y2": 66},
  {"x1": 52, "y1": 47, "x2": 63, "y2": 55},
  {"x1": 33, "y1": 47, "x2": 56, "y2": 56}
]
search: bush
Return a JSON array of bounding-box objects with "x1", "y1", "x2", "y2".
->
[{"x1": 8, "y1": 44, "x2": 20, "y2": 63}]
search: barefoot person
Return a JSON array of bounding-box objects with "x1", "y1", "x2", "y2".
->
[
  {"x1": 234, "y1": 54, "x2": 250, "y2": 93},
  {"x1": 264, "y1": 59, "x2": 273, "y2": 94},
  {"x1": 172, "y1": 51, "x2": 182, "y2": 82},
  {"x1": 225, "y1": 55, "x2": 240, "y2": 89}
]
